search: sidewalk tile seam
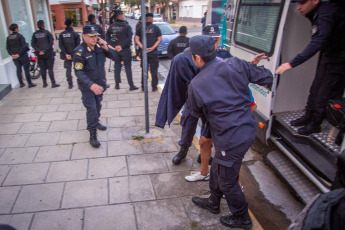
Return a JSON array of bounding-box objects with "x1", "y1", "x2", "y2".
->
[
  {"x1": 0, "y1": 165, "x2": 13, "y2": 187},
  {"x1": 9, "y1": 185, "x2": 23, "y2": 214},
  {"x1": 58, "y1": 182, "x2": 67, "y2": 209}
]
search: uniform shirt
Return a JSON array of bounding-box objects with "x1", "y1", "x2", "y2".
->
[
  {"x1": 6, "y1": 32, "x2": 28, "y2": 56},
  {"x1": 168, "y1": 36, "x2": 189, "y2": 59},
  {"x1": 201, "y1": 16, "x2": 206, "y2": 27},
  {"x1": 106, "y1": 19, "x2": 132, "y2": 49},
  {"x1": 187, "y1": 57, "x2": 273, "y2": 152},
  {"x1": 289, "y1": 2, "x2": 345, "y2": 67},
  {"x1": 73, "y1": 42, "x2": 116, "y2": 90},
  {"x1": 216, "y1": 46, "x2": 232, "y2": 59},
  {"x1": 90, "y1": 22, "x2": 105, "y2": 39},
  {"x1": 59, "y1": 26, "x2": 80, "y2": 57},
  {"x1": 136, "y1": 22, "x2": 162, "y2": 50},
  {"x1": 31, "y1": 28, "x2": 54, "y2": 54}
]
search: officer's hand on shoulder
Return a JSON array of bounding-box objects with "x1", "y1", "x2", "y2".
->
[{"x1": 90, "y1": 84, "x2": 104, "y2": 95}]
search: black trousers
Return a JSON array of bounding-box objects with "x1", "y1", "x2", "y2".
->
[
  {"x1": 114, "y1": 48, "x2": 134, "y2": 86},
  {"x1": 141, "y1": 52, "x2": 159, "y2": 87},
  {"x1": 81, "y1": 89, "x2": 103, "y2": 130},
  {"x1": 13, "y1": 55, "x2": 32, "y2": 85},
  {"x1": 179, "y1": 105, "x2": 198, "y2": 148},
  {"x1": 38, "y1": 55, "x2": 56, "y2": 84},
  {"x1": 64, "y1": 60, "x2": 73, "y2": 85},
  {"x1": 306, "y1": 59, "x2": 345, "y2": 124}
]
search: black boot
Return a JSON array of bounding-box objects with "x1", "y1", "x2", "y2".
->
[
  {"x1": 106, "y1": 84, "x2": 110, "y2": 88},
  {"x1": 297, "y1": 122, "x2": 321, "y2": 136},
  {"x1": 197, "y1": 154, "x2": 213, "y2": 165},
  {"x1": 192, "y1": 196, "x2": 220, "y2": 214},
  {"x1": 97, "y1": 122, "x2": 107, "y2": 131},
  {"x1": 291, "y1": 109, "x2": 313, "y2": 127},
  {"x1": 52, "y1": 83, "x2": 60, "y2": 88},
  {"x1": 172, "y1": 146, "x2": 189, "y2": 165},
  {"x1": 129, "y1": 85, "x2": 139, "y2": 91},
  {"x1": 89, "y1": 129, "x2": 101, "y2": 148},
  {"x1": 43, "y1": 80, "x2": 48, "y2": 88},
  {"x1": 20, "y1": 83, "x2": 26, "y2": 88},
  {"x1": 68, "y1": 83, "x2": 73, "y2": 89},
  {"x1": 115, "y1": 84, "x2": 120, "y2": 89},
  {"x1": 28, "y1": 83, "x2": 37, "y2": 88},
  {"x1": 220, "y1": 215, "x2": 253, "y2": 229}
]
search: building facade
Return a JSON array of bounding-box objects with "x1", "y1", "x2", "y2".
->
[
  {"x1": 178, "y1": 0, "x2": 207, "y2": 22},
  {"x1": 0, "y1": 0, "x2": 53, "y2": 97}
]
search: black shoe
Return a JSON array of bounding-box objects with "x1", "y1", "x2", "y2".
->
[
  {"x1": 43, "y1": 82, "x2": 48, "y2": 88},
  {"x1": 89, "y1": 129, "x2": 101, "y2": 148},
  {"x1": 290, "y1": 109, "x2": 313, "y2": 127},
  {"x1": 192, "y1": 196, "x2": 220, "y2": 214},
  {"x1": 172, "y1": 147, "x2": 189, "y2": 165},
  {"x1": 52, "y1": 83, "x2": 60, "y2": 88},
  {"x1": 28, "y1": 83, "x2": 37, "y2": 88},
  {"x1": 20, "y1": 83, "x2": 26, "y2": 88},
  {"x1": 297, "y1": 122, "x2": 321, "y2": 136},
  {"x1": 141, "y1": 86, "x2": 144, "y2": 92},
  {"x1": 106, "y1": 84, "x2": 110, "y2": 88},
  {"x1": 152, "y1": 86, "x2": 158, "y2": 92},
  {"x1": 129, "y1": 85, "x2": 139, "y2": 91},
  {"x1": 115, "y1": 84, "x2": 120, "y2": 89},
  {"x1": 68, "y1": 84, "x2": 73, "y2": 89},
  {"x1": 220, "y1": 215, "x2": 253, "y2": 229},
  {"x1": 97, "y1": 123, "x2": 107, "y2": 131},
  {"x1": 197, "y1": 154, "x2": 213, "y2": 165}
]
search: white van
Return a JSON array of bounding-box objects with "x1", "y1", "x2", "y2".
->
[{"x1": 214, "y1": 0, "x2": 342, "y2": 203}]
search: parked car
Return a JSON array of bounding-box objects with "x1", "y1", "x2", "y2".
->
[
  {"x1": 153, "y1": 13, "x2": 163, "y2": 22},
  {"x1": 130, "y1": 13, "x2": 135, "y2": 19},
  {"x1": 134, "y1": 13, "x2": 141, "y2": 20},
  {"x1": 154, "y1": 22, "x2": 178, "y2": 56}
]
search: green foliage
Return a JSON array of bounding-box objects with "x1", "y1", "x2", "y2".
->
[{"x1": 132, "y1": 135, "x2": 144, "y2": 141}]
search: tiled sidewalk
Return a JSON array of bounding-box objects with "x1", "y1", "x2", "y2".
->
[{"x1": 0, "y1": 58, "x2": 253, "y2": 230}]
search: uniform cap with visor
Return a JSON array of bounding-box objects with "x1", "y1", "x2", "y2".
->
[
  {"x1": 190, "y1": 35, "x2": 215, "y2": 56},
  {"x1": 202, "y1": 24, "x2": 220, "y2": 37},
  {"x1": 83, "y1": 25, "x2": 100, "y2": 36}
]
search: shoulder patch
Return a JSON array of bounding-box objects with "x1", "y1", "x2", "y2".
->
[
  {"x1": 96, "y1": 44, "x2": 100, "y2": 48},
  {"x1": 108, "y1": 45, "x2": 115, "y2": 50},
  {"x1": 74, "y1": 62, "x2": 83, "y2": 70}
]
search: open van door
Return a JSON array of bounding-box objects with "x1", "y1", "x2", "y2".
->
[{"x1": 229, "y1": 0, "x2": 290, "y2": 144}]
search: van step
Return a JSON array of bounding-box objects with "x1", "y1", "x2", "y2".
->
[{"x1": 267, "y1": 150, "x2": 321, "y2": 204}]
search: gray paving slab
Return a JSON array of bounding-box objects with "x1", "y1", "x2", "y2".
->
[
  {"x1": 0, "y1": 134, "x2": 30, "y2": 148},
  {"x1": 84, "y1": 204, "x2": 136, "y2": 230},
  {"x1": 106, "y1": 128, "x2": 123, "y2": 141},
  {"x1": 71, "y1": 142, "x2": 107, "y2": 159},
  {"x1": 25, "y1": 132, "x2": 60, "y2": 147},
  {"x1": 46, "y1": 159, "x2": 88, "y2": 182},
  {"x1": 67, "y1": 110, "x2": 86, "y2": 120},
  {"x1": 3, "y1": 162, "x2": 49, "y2": 186},
  {"x1": 0, "y1": 213, "x2": 33, "y2": 230},
  {"x1": 100, "y1": 108, "x2": 120, "y2": 118},
  {"x1": 106, "y1": 100, "x2": 131, "y2": 108},
  {"x1": 107, "y1": 116, "x2": 136, "y2": 128},
  {"x1": 13, "y1": 113, "x2": 42, "y2": 123},
  {"x1": 163, "y1": 152, "x2": 197, "y2": 172},
  {"x1": 58, "y1": 130, "x2": 89, "y2": 144},
  {"x1": 108, "y1": 140, "x2": 143, "y2": 156},
  {"x1": 0, "y1": 147, "x2": 39, "y2": 165},
  {"x1": 0, "y1": 123, "x2": 23, "y2": 135},
  {"x1": 62, "y1": 179, "x2": 108, "y2": 208},
  {"x1": 134, "y1": 198, "x2": 191, "y2": 230},
  {"x1": 89, "y1": 156, "x2": 127, "y2": 179},
  {"x1": 117, "y1": 93, "x2": 141, "y2": 101},
  {"x1": 128, "y1": 153, "x2": 169, "y2": 175},
  {"x1": 0, "y1": 115, "x2": 15, "y2": 124},
  {"x1": 42, "y1": 91, "x2": 66, "y2": 98},
  {"x1": 12, "y1": 183, "x2": 64, "y2": 213},
  {"x1": 102, "y1": 94, "x2": 118, "y2": 102},
  {"x1": 31, "y1": 209, "x2": 83, "y2": 230},
  {"x1": 119, "y1": 107, "x2": 145, "y2": 116},
  {"x1": 57, "y1": 103, "x2": 83, "y2": 112},
  {"x1": 48, "y1": 120, "x2": 79, "y2": 132},
  {"x1": 40, "y1": 112, "x2": 68, "y2": 122},
  {"x1": 0, "y1": 165, "x2": 11, "y2": 185},
  {"x1": 121, "y1": 126, "x2": 143, "y2": 139},
  {"x1": 18, "y1": 121, "x2": 51, "y2": 134},
  {"x1": 64, "y1": 91, "x2": 81, "y2": 98},
  {"x1": 141, "y1": 137, "x2": 179, "y2": 153},
  {"x1": 134, "y1": 115, "x2": 156, "y2": 126},
  {"x1": 50, "y1": 97, "x2": 75, "y2": 105},
  {"x1": 0, "y1": 106, "x2": 34, "y2": 115},
  {"x1": 0, "y1": 186, "x2": 21, "y2": 214},
  {"x1": 35, "y1": 145, "x2": 72, "y2": 162},
  {"x1": 33, "y1": 104, "x2": 59, "y2": 113}
]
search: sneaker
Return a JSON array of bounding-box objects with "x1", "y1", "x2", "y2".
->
[{"x1": 185, "y1": 171, "x2": 209, "y2": 182}]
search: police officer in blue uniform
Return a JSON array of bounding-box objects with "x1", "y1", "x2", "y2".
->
[
  {"x1": 32, "y1": 20, "x2": 60, "y2": 88},
  {"x1": 135, "y1": 13, "x2": 162, "y2": 92},
  {"x1": 6, "y1": 23, "x2": 37, "y2": 88},
  {"x1": 88, "y1": 14, "x2": 105, "y2": 39},
  {"x1": 187, "y1": 35, "x2": 273, "y2": 229},
  {"x1": 276, "y1": 0, "x2": 345, "y2": 135},
  {"x1": 59, "y1": 18, "x2": 81, "y2": 89},
  {"x1": 167, "y1": 26, "x2": 189, "y2": 59},
  {"x1": 73, "y1": 25, "x2": 117, "y2": 148},
  {"x1": 106, "y1": 10, "x2": 138, "y2": 91}
]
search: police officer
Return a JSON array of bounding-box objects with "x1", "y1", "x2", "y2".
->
[
  {"x1": 167, "y1": 26, "x2": 189, "y2": 59},
  {"x1": 133, "y1": 16, "x2": 142, "y2": 61},
  {"x1": 59, "y1": 18, "x2": 81, "y2": 89},
  {"x1": 106, "y1": 10, "x2": 138, "y2": 90},
  {"x1": 188, "y1": 35, "x2": 272, "y2": 229},
  {"x1": 31, "y1": 20, "x2": 59, "y2": 88},
  {"x1": 276, "y1": 0, "x2": 345, "y2": 135},
  {"x1": 88, "y1": 14, "x2": 105, "y2": 39},
  {"x1": 6, "y1": 23, "x2": 36, "y2": 88},
  {"x1": 135, "y1": 13, "x2": 162, "y2": 92},
  {"x1": 73, "y1": 25, "x2": 116, "y2": 148}
]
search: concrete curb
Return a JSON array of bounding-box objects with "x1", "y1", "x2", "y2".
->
[{"x1": 169, "y1": 24, "x2": 202, "y2": 28}]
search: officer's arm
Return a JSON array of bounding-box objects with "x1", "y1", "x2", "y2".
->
[
  {"x1": 167, "y1": 40, "x2": 174, "y2": 59},
  {"x1": 73, "y1": 52, "x2": 94, "y2": 88},
  {"x1": 75, "y1": 33, "x2": 81, "y2": 47},
  {"x1": 59, "y1": 34, "x2": 67, "y2": 56},
  {"x1": 135, "y1": 35, "x2": 143, "y2": 49},
  {"x1": 17, "y1": 34, "x2": 28, "y2": 56},
  {"x1": 121, "y1": 26, "x2": 133, "y2": 48},
  {"x1": 289, "y1": 13, "x2": 334, "y2": 68},
  {"x1": 187, "y1": 84, "x2": 204, "y2": 118},
  {"x1": 6, "y1": 37, "x2": 12, "y2": 55},
  {"x1": 151, "y1": 36, "x2": 162, "y2": 50},
  {"x1": 31, "y1": 33, "x2": 41, "y2": 52},
  {"x1": 106, "y1": 28, "x2": 112, "y2": 44},
  {"x1": 105, "y1": 44, "x2": 117, "y2": 59},
  {"x1": 238, "y1": 58, "x2": 273, "y2": 89},
  {"x1": 47, "y1": 31, "x2": 54, "y2": 51}
]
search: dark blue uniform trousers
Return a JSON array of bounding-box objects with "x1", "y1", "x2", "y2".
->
[
  {"x1": 179, "y1": 106, "x2": 198, "y2": 148},
  {"x1": 38, "y1": 55, "x2": 56, "y2": 84},
  {"x1": 141, "y1": 52, "x2": 159, "y2": 87},
  {"x1": 114, "y1": 48, "x2": 134, "y2": 87},
  {"x1": 64, "y1": 60, "x2": 73, "y2": 85},
  {"x1": 13, "y1": 55, "x2": 32, "y2": 85},
  {"x1": 81, "y1": 90, "x2": 103, "y2": 130}
]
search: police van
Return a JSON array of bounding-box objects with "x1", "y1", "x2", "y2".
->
[{"x1": 208, "y1": 0, "x2": 343, "y2": 204}]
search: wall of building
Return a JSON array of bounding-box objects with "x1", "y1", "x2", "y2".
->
[{"x1": 178, "y1": 0, "x2": 208, "y2": 22}]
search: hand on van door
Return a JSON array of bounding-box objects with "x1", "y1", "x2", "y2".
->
[
  {"x1": 275, "y1": 63, "x2": 292, "y2": 75},
  {"x1": 250, "y1": 53, "x2": 266, "y2": 65}
]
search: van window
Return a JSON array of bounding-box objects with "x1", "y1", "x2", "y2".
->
[{"x1": 234, "y1": 0, "x2": 284, "y2": 55}]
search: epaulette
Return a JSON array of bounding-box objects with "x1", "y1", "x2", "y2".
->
[
  {"x1": 216, "y1": 46, "x2": 227, "y2": 51},
  {"x1": 74, "y1": 45, "x2": 84, "y2": 56}
]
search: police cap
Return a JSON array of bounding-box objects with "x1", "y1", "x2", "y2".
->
[
  {"x1": 291, "y1": 0, "x2": 306, "y2": 2},
  {"x1": 37, "y1": 20, "x2": 45, "y2": 27},
  {"x1": 9, "y1": 23, "x2": 18, "y2": 31},
  {"x1": 190, "y1": 35, "x2": 215, "y2": 56},
  {"x1": 146, "y1": 13, "x2": 154, "y2": 18},
  {"x1": 113, "y1": 9, "x2": 123, "y2": 18},
  {"x1": 179, "y1": 26, "x2": 187, "y2": 34},
  {"x1": 65, "y1": 18, "x2": 73, "y2": 26},
  {"x1": 88, "y1": 14, "x2": 96, "y2": 22},
  {"x1": 82, "y1": 25, "x2": 100, "y2": 36},
  {"x1": 202, "y1": 24, "x2": 220, "y2": 37}
]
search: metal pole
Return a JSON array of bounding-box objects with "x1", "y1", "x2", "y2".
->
[
  {"x1": 102, "y1": 1, "x2": 106, "y2": 31},
  {"x1": 141, "y1": 0, "x2": 150, "y2": 133}
]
